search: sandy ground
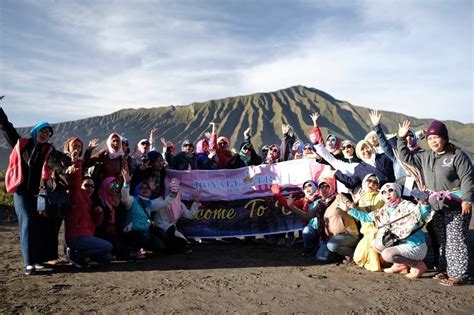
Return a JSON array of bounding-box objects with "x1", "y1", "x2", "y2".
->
[{"x1": 1, "y1": 221, "x2": 473, "y2": 314}]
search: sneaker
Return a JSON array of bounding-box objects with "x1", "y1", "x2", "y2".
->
[
  {"x1": 68, "y1": 256, "x2": 86, "y2": 268},
  {"x1": 34, "y1": 263, "x2": 45, "y2": 270},
  {"x1": 24, "y1": 265, "x2": 35, "y2": 276}
]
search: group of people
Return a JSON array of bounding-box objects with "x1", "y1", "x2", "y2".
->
[{"x1": 0, "y1": 105, "x2": 472, "y2": 287}]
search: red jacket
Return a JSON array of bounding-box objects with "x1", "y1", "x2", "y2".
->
[
  {"x1": 5, "y1": 138, "x2": 52, "y2": 193},
  {"x1": 65, "y1": 161, "x2": 103, "y2": 239}
]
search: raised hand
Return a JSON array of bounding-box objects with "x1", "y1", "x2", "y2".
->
[
  {"x1": 398, "y1": 120, "x2": 411, "y2": 138},
  {"x1": 209, "y1": 122, "x2": 216, "y2": 135},
  {"x1": 282, "y1": 124, "x2": 290, "y2": 135},
  {"x1": 88, "y1": 138, "x2": 100, "y2": 150},
  {"x1": 310, "y1": 112, "x2": 320, "y2": 127},
  {"x1": 369, "y1": 110, "x2": 381, "y2": 126},
  {"x1": 243, "y1": 127, "x2": 251, "y2": 139},
  {"x1": 150, "y1": 128, "x2": 158, "y2": 139},
  {"x1": 271, "y1": 183, "x2": 281, "y2": 195},
  {"x1": 122, "y1": 167, "x2": 132, "y2": 183},
  {"x1": 192, "y1": 191, "x2": 202, "y2": 202}
]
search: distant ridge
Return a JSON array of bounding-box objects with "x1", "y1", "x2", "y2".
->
[{"x1": 0, "y1": 85, "x2": 472, "y2": 169}]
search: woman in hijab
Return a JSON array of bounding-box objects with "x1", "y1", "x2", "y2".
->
[
  {"x1": 351, "y1": 174, "x2": 385, "y2": 271},
  {"x1": 334, "y1": 140, "x2": 395, "y2": 190},
  {"x1": 195, "y1": 139, "x2": 217, "y2": 169},
  {"x1": 85, "y1": 133, "x2": 125, "y2": 185},
  {"x1": 1, "y1": 107, "x2": 71, "y2": 275},
  {"x1": 272, "y1": 180, "x2": 320, "y2": 255},
  {"x1": 343, "y1": 183, "x2": 432, "y2": 279},
  {"x1": 121, "y1": 168, "x2": 180, "y2": 258},
  {"x1": 167, "y1": 139, "x2": 198, "y2": 170}
]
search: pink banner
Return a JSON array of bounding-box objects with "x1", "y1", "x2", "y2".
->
[{"x1": 166, "y1": 159, "x2": 326, "y2": 201}]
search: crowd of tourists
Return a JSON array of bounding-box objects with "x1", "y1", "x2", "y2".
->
[{"x1": 0, "y1": 106, "x2": 471, "y2": 287}]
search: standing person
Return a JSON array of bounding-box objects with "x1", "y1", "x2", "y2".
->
[
  {"x1": 397, "y1": 120, "x2": 473, "y2": 286},
  {"x1": 85, "y1": 133, "x2": 125, "y2": 185},
  {"x1": 166, "y1": 139, "x2": 198, "y2": 170},
  {"x1": 0, "y1": 107, "x2": 69, "y2": 275},
  {"x1": 227, "y1": 128, "x2": 262, "y2": 168},
  {"x1": 334, "y1": 140, "x2": 395, "y2": 190},
  {"x1": 208, "y1": 122, "x2": 234, "y2": 169}
]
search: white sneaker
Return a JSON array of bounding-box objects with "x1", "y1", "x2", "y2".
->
[{"x1": 34, "y1": 263, "x2": 45, "y2": 270}]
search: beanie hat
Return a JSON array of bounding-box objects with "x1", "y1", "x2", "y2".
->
[{"x1": 425, "y1": 120, "x2": 449, "y2": 141}]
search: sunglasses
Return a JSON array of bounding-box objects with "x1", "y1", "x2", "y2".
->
[
  {"x1": 381, "y1": 188, "x2": 395, "y2": 195},
  {"x1": 303, "y1": 146, "x2": 312, "y2": 151},
  {"x1": 319, "y1": 184, "x2": 330, "y2": 189},
  {"x1": 109, "y1": 182, "x2": 121, "y2": 190},
  {"x1": 366, "y1": 179, "x2": 379, "y2": 185},
  {"x1": 83, "y1": 183, "x2": 95, "y2": 189},
  {"x1": 242, "y1": 146, "x2": 251, "y2": 151},
  {"x1": 140, "y1": 142, "x2": 150, "y2": 146},
  {"x1": 342, "y1": 145, "x2": 353, "y2": 150},
  {"x1": 183, "y1": 143, "x2": 193, "y2": 147}
]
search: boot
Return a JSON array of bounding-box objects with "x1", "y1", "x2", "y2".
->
[
  {"x1": 383, "y1": 263, "x2": 409, "y2": 274},
  {"x1": 406, "y1": 261, "x2": 427, "y2": 279}
]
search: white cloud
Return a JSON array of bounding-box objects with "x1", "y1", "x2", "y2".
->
[{"x1": 0, "y1": 0, "x2": 472, "y2": 127}]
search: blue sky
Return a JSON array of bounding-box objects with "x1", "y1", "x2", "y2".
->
[{"x1": 0, "y1": 0, "x2": 472, "y2": 127}]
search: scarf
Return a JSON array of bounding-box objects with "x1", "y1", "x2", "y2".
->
[{"x1": 106, "y1": 133, "x2": 124, "y2": 159}]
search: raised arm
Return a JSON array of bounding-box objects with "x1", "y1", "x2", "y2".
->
[
  {"x1": 314, "y1": 144, "x2": 356, "y2": 174},
  {"x1": 280, "y1": 124, "x2": 295, "y2": 161},
  {"x1": 370, "y1": 110, "x2": 396, "y2": 161},
  {"x1": 0, "y1": 107, "x2": 21, "y2": 147},
  {"x1": 396, "y1": 120, "x2": 422, "y2": 168},
  {"x1": 308, "y1": 112, "x2": 325, "y2": 145}
]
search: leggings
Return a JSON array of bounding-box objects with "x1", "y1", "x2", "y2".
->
[{"x1": 372, "y1": 238, "x2": 427, "y2": 267}]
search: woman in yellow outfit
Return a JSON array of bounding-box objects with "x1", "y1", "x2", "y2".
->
[{"x1": 352, "y1": 174, "x2": 386, "y2": 271}]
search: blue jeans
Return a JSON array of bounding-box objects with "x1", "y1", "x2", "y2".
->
[
  {"x1": 14, "y1": 192, "x2": 58, "y2": 265},
  {"x1": 67, "y1": 236, "x2": 113, "y2": 264},
  {"x1": 315, "y1": 234, "x2": 359, "y2": 263},
  {"x1": 302, "y1": 225, "x2": 319, "y2": 254}
]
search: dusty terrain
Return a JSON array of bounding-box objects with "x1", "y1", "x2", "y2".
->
[{"x1": 1, "y1": 221, "x2": 473, "y2": 314}]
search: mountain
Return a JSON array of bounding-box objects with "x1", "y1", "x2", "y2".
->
[{"x1": 0, "y1": 85, "x2": 472, "y2": 170}]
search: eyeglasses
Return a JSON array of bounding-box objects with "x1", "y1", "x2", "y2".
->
[
  {"x1": 109, "y1": 182, "x2": 120, "y2": 190},
  {"x1": 342, "y1": 145, "x2": 353, "y2": 150},
  {"x1": 366, "y1": 179, "x2": 379, "y2": 186},
  {"x1": 83, "y1": 184, "x2": 95, "y2": 189},
  {"x1": 381, "y1": 188, "x2": 395, "y2": 195},
  {"x1": 319, "y1": 184, "x2": 330, "y2": 189},
  {"x1": 39, "y1": 129, "x2": 52, "y2": 136}
]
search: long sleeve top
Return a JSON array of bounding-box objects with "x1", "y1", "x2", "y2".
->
[{"x1": 121, "y1": 183, "x2": 175, "y2": 232}]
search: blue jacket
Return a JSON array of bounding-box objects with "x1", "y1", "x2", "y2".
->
[{"x1": 335, "y1": 153, "x2": 395, "y2": 189}]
